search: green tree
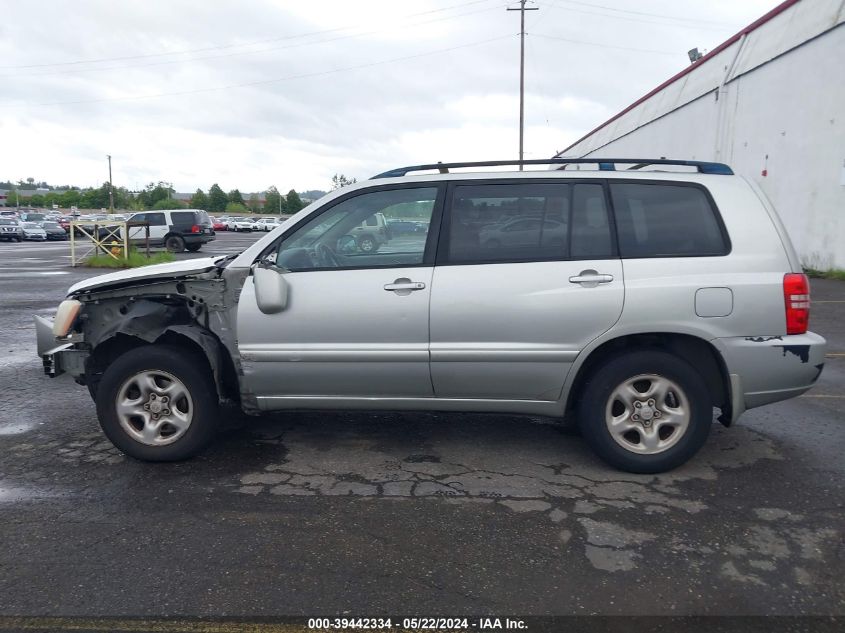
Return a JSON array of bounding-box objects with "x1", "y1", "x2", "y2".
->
[
  {"x1": 191, "y1": 189, "x2": 209, "y2": 209},
  {"x1": 208, "y1": 183, "x2": 228, "y2": 213},
  {"x1": 136, "y1": 182, "x2": 173, "y2": 209},
  {"x1": 113, "y1": 186, "x2": 132, "y2": 210},
  {"x1": 225, "y1": 202, "x2": 249, "y2": 213},
  {"x1": 60, "y1": 189, "x2": 81, "y2": 209},
  {"x1": 264, "y1": 186, "x2": 285, "y2": 215},
  {"x1": 43, "y1": 192, "x2": 60, "y2": 209},
  {"x1": 29, "y1": 194, "x2": 44, "y2": 207},
  {"x1": 228, "y1": 189, "x2": 245, "y2": 206},
  {"x1": 286, "y1": 189, "x2": 303, "y2": 213},
  {"x1": 247, "y1": 193, "x2": 261, "y2": 212},
  {"x1": 331, "y1": 174, "x2": 356, "y2": 190},
  {"x1": 152, "y1": 199, "x2": 186, "y2": 210}
]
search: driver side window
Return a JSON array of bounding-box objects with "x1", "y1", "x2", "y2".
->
[{"x1": 273, "y1": 187, "x2": 438, "y2": 272}]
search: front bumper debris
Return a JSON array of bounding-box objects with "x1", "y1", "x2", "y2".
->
[{"x1": 34, "y1": 315, "x2": 89, "y2": 378}]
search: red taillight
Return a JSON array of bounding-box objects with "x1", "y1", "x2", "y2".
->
[
  {"x1": 783, "y1": 273, "x2": 810, "y2": 335},
  {"x1": 191, "y1": 224, "x2": 200, "y2": 233}
]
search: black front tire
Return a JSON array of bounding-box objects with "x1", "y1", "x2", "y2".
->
[
  {"x1": 95, "y1": 345, "x2": 219, "y2": 462},
  {"x1": 577, "y1": 349, "x2": 712, "y2": 474}
]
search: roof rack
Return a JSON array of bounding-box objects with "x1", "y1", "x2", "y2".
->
[{"x1": 372, "y1": 158, "x2": 734, "y2": 179}]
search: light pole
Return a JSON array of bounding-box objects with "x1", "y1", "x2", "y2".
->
[
  {"x1": 106, "y1": 154, "x2": 114, "y2": 212},
  {"x1": 507, "y1": 0, "x2": 538, "y2": 170}
]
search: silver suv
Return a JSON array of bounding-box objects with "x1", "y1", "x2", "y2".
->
[{"x1": 35, "y1": 159, "x2": 826, "y2": 473}]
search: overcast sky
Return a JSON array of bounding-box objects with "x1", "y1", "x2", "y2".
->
[{"x1": 0, "y1": 0, "x2": 782, "y2": 193}]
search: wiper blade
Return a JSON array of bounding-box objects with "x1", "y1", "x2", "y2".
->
[{"x1": 215, "y1": 253, "x2": 239, "y2": 269}]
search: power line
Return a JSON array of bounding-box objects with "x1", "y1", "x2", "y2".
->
[
  {"x1": 0, "y1": 0, "x2": 500, "y2": 70},
  {"x1": 532, "y1": 0, "x2": 736, "y2": 31},
  {"x1": 0, "y1": 2, "x2": 510, "y2": 79},
  {"x1": 527, "y1": 32, "x2": 679, "y2": 55},
  {"x1": 554, "y1": 0, "x2": 735, "y2": 27},
  {"x1": 2, "y1": 34, "x2": 516, "y2": 109}
]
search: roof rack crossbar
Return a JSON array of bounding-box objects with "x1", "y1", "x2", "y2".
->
[{"x1": 372, "y1": 158, "x2": 733, "y2": 178}]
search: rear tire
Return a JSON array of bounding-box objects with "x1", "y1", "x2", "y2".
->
[
  {"x1": 165, "y1": 235, "x2": 185, "y2": 253},
  {"x1": 577, "y1": 349, "x2": 712, "y2": 473},
  {"x1": 358, "y1": 236, "x2": 377, "y2": 253},
  {"x1": 185, "y1": 244, "x2": 202, "y2": 252},
  {"x1": 95, "y1": 345, "x2": 219, "y2": 461}
]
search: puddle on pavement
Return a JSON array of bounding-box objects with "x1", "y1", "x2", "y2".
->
[{"x1": 0, "y1": 421, "x2": 37, "y2": 435}]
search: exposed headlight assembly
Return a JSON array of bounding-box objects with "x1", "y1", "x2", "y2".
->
[{"x1": 52, "y1": 299, "x2": 83, "y2": 338}]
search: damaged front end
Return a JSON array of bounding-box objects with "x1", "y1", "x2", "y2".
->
[{"x1": 34, "y1": 258, "x2": 258, "y2": 412}]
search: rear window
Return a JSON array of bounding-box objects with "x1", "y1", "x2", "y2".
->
[
  {"x1": 171, "y1": 211, "x2": 209, "y2": 225},
  {"x1": 610, "y1": 183, "x2": 728, "y2": 257}
]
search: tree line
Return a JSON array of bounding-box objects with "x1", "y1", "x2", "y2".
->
[
  {"x1": 190, "y1": 184, "x2": 303, "y2": 215},
  {"x1": 3, "y1": 180, "x2": 308, "y2": 214}
]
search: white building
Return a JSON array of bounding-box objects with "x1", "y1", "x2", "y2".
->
[{"x1": 558, "y1": 0, "x2": 845, "y2": 270}]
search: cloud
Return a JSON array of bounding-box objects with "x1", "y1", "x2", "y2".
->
[{"x1": 0, "y1": 0, "x2": 781, "y2": 192}]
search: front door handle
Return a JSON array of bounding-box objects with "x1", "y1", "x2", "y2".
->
[
  {"x1": 384, "y1": 278, "x2": 426, "y2": 293},
  {"x1": 569, "y1": 269, "x2": 614, "y2": 287}
]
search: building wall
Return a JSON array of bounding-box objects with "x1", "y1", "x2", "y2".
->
[{"x1": 562, "y1": 2, "x2": 845, "y2": 269}]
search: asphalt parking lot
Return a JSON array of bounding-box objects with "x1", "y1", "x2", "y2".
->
[{"x1": 0, "y1": 231, "x2": 843, "y2": 620}]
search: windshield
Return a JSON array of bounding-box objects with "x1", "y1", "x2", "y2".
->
[
  {"x1": 23, "y1": 222, "x2": 39, "y2": 228},
  {"x1": 0, "y1": 219, "x2": 17, "y2": 225},
  {"x1": 42, "y1": 222, "x2": 60, "y2": 229}
]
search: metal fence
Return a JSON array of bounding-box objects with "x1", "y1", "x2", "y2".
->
[{"x1": 69, "y1": 220, "x2": 150, "y2": 267}]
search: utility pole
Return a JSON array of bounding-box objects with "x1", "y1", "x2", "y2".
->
[
  {"x1": 106, "y1": 154, "x2": 114, "y2": 212},
  {"x1": 507, "y1": 0, "x2": 537, "y2": 171}
]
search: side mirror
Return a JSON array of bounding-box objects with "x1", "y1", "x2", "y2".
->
[
  {"x1": 253, "y1": 265, "x2": 288, "y2": 314},
  {"x1": 337, "y1": 234, "x2": 357, "y2": 254}
]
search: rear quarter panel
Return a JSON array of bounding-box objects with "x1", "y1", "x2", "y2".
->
[{"x1": 615, "y1": 176, "x2": 792, "y2": 339}]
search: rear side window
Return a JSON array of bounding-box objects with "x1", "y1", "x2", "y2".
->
[
  {"x1": 171, "y1": 211, "x2": 197, "y2": 225},
  {"x1": 145, "y1": 212, "x2": 166, "y2": 226},
  {"x1": 610, "y1": 183, "x2": 728, "y2": 257},
  {"x1": 443, "y1": 182, "x2": 613, "y2": 263}
]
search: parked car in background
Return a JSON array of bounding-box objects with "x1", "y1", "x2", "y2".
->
[
  {"x1": 386, "y1": 220, "x2": 420, "y2": 236},
  {"x1": 40, "y1": 221, "x2": 68, "y2": 241},
  {"x1": 348, "y1": 211, "x2": 390, "y2": 252},
  {"x1": 210, "y1": 217, "x2": 228, "y2": 231},
  {"x1": 20, "y1": 212, "x2": 47, "y2": 223},
  {"x1": 228, "y1": 218, "x2": 254, "y2": 232},
  {"x1": 123, "y1": 209, "x2": 215, "y2": 252},
  {"x1": 479, "y1": 217, "x2": 568, "y2": 250},
  {"x1": 21, "y1": 222, "x2": 48, "y2": 241},
  {"x1": 256, "y1": 218, "x2": 281, "y2": 231},
  {"x1": 0, "y1": 218, "x2": 24, "y2": 241}
]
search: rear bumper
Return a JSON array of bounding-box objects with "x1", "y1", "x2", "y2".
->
[
  {"x1": 714, "y1": 332, "x2": 827, "y2": 417},
  {"x1": 184, "y1": 233, "x2": 215, "y2": 245}
]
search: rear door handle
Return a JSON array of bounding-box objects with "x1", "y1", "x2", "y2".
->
[
  {"x1": 384, "y1": 279, "x2": 426, "y2": 292},
  {"x1": 569, "y1": 270, "x2": 614, "y2": 286}
]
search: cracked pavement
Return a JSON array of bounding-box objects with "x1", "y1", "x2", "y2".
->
[{"x1": 0, "y1": 234, "x2": 843, "y2": 616}]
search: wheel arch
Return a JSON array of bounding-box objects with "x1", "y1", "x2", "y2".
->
[
  {"x1": 85, "y1": 324, "x2": 240, "y2": 406},
  {"x1": 565, "y1": 332, "x2": 732, "y2": 426},
  {"x1": 163, "y1": 232, "x2": 185, "y2": 250}
]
